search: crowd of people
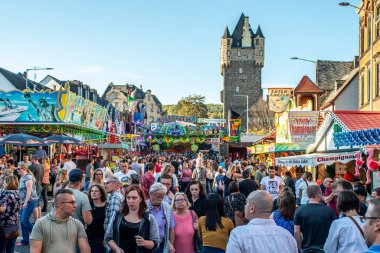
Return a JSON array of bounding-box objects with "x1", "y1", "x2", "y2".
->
[{"x1": 1, "y1": 150, "x2": 380, "y2": 253}]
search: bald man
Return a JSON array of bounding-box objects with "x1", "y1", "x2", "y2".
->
[{"x1": 226, "y1": 190, "x2": 297, "y2": 253}]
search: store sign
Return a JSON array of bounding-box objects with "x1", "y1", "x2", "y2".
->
[
  {"x1": 275, "y1": 151, "x2": 356, "y2": 167},
  {"x1": 268, "y1": 88, "x2": 292, "y2": 112},
  {"x1": 276, "y1": 158, "x2": 313, "y2": 167},
  {"x1": 288, "y1": 111, "x2": 319, "y2": 145},
  {"x1": 198, "y1": 118, "x2": 226, "y2": 124}
]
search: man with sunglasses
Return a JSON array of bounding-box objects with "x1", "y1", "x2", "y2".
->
[
  {"x1": 30, "y1": 189, "x2": 91, "y2": 253},
  {"x1": 364, "y1": 198, "x2": 380, "y2": 252}
]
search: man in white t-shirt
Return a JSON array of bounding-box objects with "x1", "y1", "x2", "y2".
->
[
  {"x1": 260, "y1": 166, "x2": 284, "y2": 200},
  {"x1": 299, "y1": 172, "x2": 316, "y2": 205},
  {"x1": 114, "y1": 160, "x2": 137, "y2": 183},
  {"x1": 63, "y1": 154, "x2": 77, "y2": 175}
]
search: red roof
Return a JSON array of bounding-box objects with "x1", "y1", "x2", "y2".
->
[
  {"x1": 333, "y1": 110, "x2": 380, "y2": 131},
  {"x1": 294, "y1": 76, "x2": 322, "y2": 93}
]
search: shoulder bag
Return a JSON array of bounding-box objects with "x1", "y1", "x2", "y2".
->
[
  {"x1": 190, "y1": 210, "x2": 202, "y2": 253},
  {"x1": 347, "y1": 216, "x2": 365, "y2": 239},
  {"x1": 3, "y1": 224, "x2": 20, "y2": 239},
  {"x1": 227, "y1": 195, "x2": 248, "y2": 226}
]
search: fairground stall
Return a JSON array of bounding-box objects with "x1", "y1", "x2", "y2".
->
[
  {"x1": 0, "y1": 87, "x2": 132, "y2": 168},
  {"x1": 141, "y1": 121, "x2": 222, "y2": 154}
]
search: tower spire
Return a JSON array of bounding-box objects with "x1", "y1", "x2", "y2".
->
[
  {"x1": 255, "y1": 25, "x2": 264, "y2": 38},
  {"x1": 222, "y1": 26, "x2": 230, "y2": 38}
]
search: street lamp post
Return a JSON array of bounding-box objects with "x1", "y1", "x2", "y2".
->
[
  {"x1": 233, "y1": 94, "x2": 249, "y2": 134},
  {"x1": 25, "y1": 67, "x2": 54, "y2": 90},
  {"x1": 339, "y1": 2, "x2": 373, "y2": 111}
]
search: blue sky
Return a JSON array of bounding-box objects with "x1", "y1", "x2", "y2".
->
[{"x1": 0, "y1": 0, "x2": 360, "y2": 104}]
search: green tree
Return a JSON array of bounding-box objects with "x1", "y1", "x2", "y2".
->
[
  {"x1": 175, "y1": 94, "x2": 208, "y2": 118},
  {"x1": 206, "y1": 104, "x2": 223, "y2": 118},
  {"x1": 162, "y1": 104, "x2": 177, "y2": 115}
]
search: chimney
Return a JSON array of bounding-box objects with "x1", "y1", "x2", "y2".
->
[
  {"x1": 354, "y1": 56, "x2": 359, "y2": 68},
  {"x1": 140, "y1": 85, "x2": 143, "y2": 91}
]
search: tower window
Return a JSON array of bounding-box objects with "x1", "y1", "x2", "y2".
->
[
  {"x1": 239, "y1": 68, "x2": 243, "y2": 74},
  {"x1": 236, "y1": 87, "x2": 239, "y2": 92},
  {"x1": 361, "y1": 75, "x2": 365, "y2": 105},
  {"x1": 255, "y1": 40, "x2": 259, "y2": 46},
  {"x1": 237, "y1": 50, "x2": 241, "y2": 57},
  {"x1": 360, "y1": 27, "x2": 365, "y2": 55}
]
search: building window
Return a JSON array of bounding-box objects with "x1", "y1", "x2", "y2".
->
[
  {"x1": 376, "y1": 63, "x2": 380, "y2": 97},
  {"x1": 239, "y1": 68, "x2": 243, "y2": 74},
  {"x1": 115, "y1": 101, "x2": 119, "y2": 109},
  {"x1": 368, "y1": 18, "x2": 372, "y2": 49},
  {"x1": 237, "y1": 50, "x2": 241, "y2": 57},
  {"x1": 260, "y1": 50, "x2": 263, "y2": 56},
  {"x1": 148, "y1": 95, "x2": 151, "y2": 101},
  {"x1": 255, "y1": 39, "x2": 259, "y2": 46},
  {"x1": 361, "y1": 75, "x2": 365, "y2": 105},
  {"x1": 368, "y1": 69, "x2": 371, "y2": 102},
  {"x1": 377, "y1": 5, "x2": 380, "y2": 37},
  {"x1": 361, "y1": 27, "x2": 365, "y2": 55},
  {"x1": 236, "y1": 87, "x2": 239, "y2": 92},
  {"x1": 237, "y1": 42, "x2": 240, "y2": 46}
]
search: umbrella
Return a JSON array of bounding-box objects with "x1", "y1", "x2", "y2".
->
[
  {"x1": 44, "y1": 135, "x2": 81, "y2": 145},
  {"x1": 0, "y1": 133, "x2": 46, "y2": 146}
]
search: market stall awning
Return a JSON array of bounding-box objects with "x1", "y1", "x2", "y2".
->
[{"x1": 275, "y1": 151, "x2": 357, "y2": 167}]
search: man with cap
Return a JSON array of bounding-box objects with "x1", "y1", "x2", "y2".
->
[{"x1": 65, "y1": 169, "x2": 93, "y2": 225}]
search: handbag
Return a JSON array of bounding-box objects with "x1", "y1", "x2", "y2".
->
[
  {"x1": 3, "y1": 224, "x2": 20, "y2": 240},
  {"x1": 190, "y1": 210, "x2": 202, "y2": 253},
  {"x1": 227, "y1": 195, "x2": 248, "y2": 226}
]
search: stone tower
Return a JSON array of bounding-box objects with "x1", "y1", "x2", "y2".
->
[{"x1": 220, "y1": 13, "x2": 265, "y2": 133}]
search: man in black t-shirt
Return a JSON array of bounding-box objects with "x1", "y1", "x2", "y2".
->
[
  {"x1": 239, "y1": 169, "x2": 259, "y2": 198},
  {"x1": 30, "y1": 155, "x2": 44, "y2": 219},
  {"x1": 294, "y1": 185, "x2": 335, "y2": 253}
]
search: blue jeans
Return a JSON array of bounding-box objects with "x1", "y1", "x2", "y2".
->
[{"x1": 20, "y1": 200, "x2": 37, "y2": 245}]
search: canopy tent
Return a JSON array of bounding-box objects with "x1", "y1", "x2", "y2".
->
[{"x1": 275, "y1": 151, "x2": 357, "y2": 167}]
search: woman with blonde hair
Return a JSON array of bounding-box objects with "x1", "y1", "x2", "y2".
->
[
  {"x1": 16, "y1": 163, "x2": 38, "y2": 247},
  {"x1": 40, "y1": 157, "x2": 50, "y2": 212},
  {"x1": 223, "y1": 165, "x2": 242, "y2": 197},
  {"x1": 99, "y1": 161, "x2": 112, "y2": 175},
  {"x1": 172, "y1": 192, "x2": 198, "y2": 253},
  {"x1": 53, "y1": 169, "x2": 68, "y2": 195},
  {"x1": 84, "y1": 168, "x2": 104, "y2": 191}
]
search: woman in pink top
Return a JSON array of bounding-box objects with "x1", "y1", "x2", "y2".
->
[
  {"x1": 172, "y1": 192, "x2": 198, "y2": 253},
  {"x1": 180, "y1": 161, "x2": 192, "y2": 192}
]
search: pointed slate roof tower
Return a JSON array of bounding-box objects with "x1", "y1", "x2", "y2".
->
[{"x1": 255, "y1": 25, "x2": 264, "y2": 38}]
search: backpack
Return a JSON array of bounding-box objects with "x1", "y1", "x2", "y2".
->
[{"x1": 218, "y1": 175, "x2": 225, "y2": 191}]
